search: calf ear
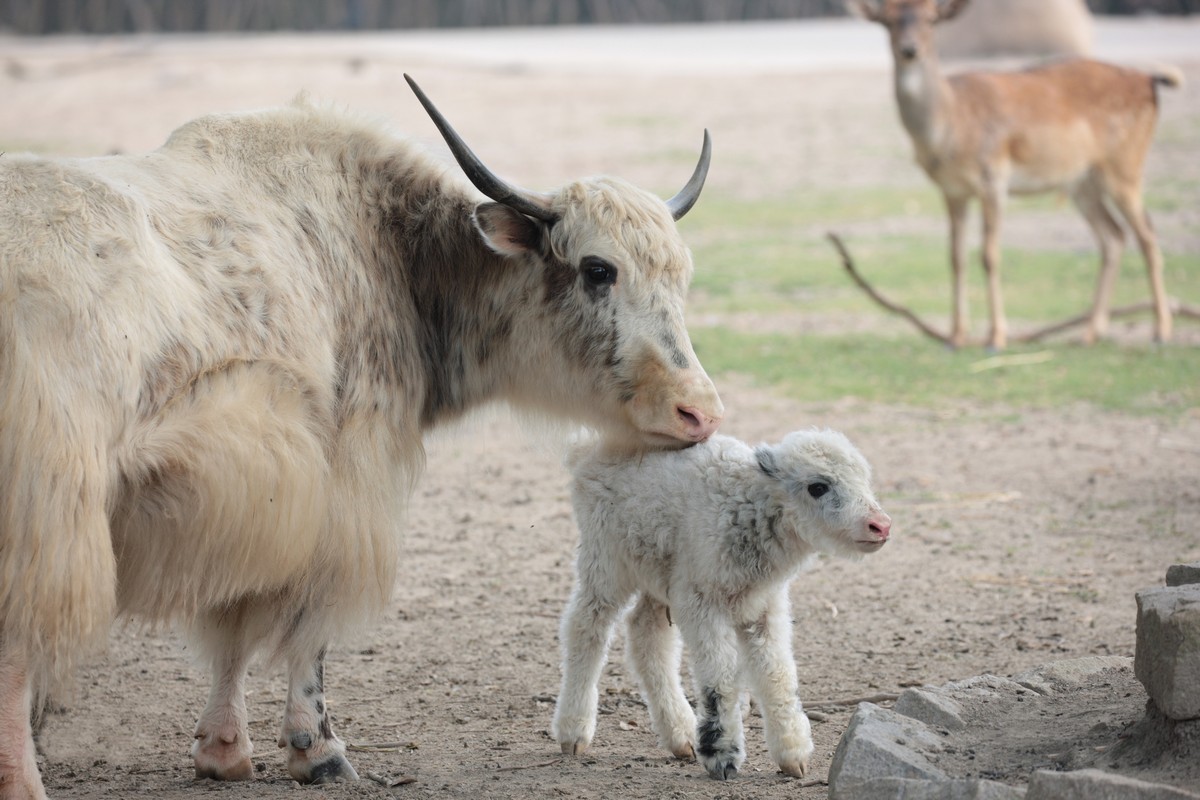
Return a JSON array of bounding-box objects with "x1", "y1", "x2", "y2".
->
[
  {"x1": 755, "y1": 445, "x2": 780, "y2": 479},
  {"x1": 474, "y1": 202, "x2": 544, "y2": 257}
]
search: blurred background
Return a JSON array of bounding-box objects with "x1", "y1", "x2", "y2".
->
[{"x1": 0, "y1": 0, "x2": 1194, "y2": 35}]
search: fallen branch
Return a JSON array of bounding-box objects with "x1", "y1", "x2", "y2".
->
[
  {"x1": 827, "y1": 231, "x2": 1200, "y2": 345},
  {"x1": 826, "y1": 231, "x2": 953, "y2": 346},
  {"x1": 494, "y1": 758, "x2": 564, "y2": 772},
  {"x1": 805, "y1": 691, "x2": 900, "y2": 709},
  {"x1": 365, "y1": 771, "x2": 418, "y2": 787},
  {"x1": 1013, "y1": 298, "x2": 1200, "y2": 343},
  {"x1": 346, "y1": 740, "x2": 416, "y2": 753}
]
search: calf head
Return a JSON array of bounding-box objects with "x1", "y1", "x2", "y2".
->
[
  {"x1": 407, "y1": 75, "x2": 722, "y2": 450},
  {"x1": 755, "y1": 429, "x2": 892, "y2": 557}
]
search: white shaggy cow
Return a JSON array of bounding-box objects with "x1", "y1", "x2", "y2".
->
[
  {"x1": 0, "y1": 75, "x2": 723, "y2": 799},
  {"x1": 553, "y1": 430, "x2": 891, "y2": 780}
]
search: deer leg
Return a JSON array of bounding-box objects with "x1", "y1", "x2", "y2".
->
[
  {"x1": 192, "y1": 629, "x2": 255, "y2": 781},
  {"x1": 1108, "y1": 180, "x2": 1171, "y2": 343},
  {"x1": 279, "y1": 648, "x2": 358, "y2": 784},
  {"x1": 945, "y1": 194, "x2": 971, "y2": 349},
  {"x1": 1071, "y1": 179, "x2": 1125, "y2": 344},
  {"x1": 980, "y1": 191, "x2": 1007, "y2": 351},
  {"x1": 626, "y1": 596, "x2": 696, "y2": 760},
  {"x1": 0, "y1": 651, "x2": 46, "y2": 800}
]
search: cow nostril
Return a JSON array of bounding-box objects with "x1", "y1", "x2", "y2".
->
[{"x1": 677, "y1": 407, "x2": 701, "y2": 429}]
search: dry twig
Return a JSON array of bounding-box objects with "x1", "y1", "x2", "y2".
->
[{"x1": 827, "y1": 231, "x2": 1200, "y2": 345}]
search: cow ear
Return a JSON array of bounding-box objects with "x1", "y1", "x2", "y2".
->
[{"x1": 473, "y1": 202, "x2": 544, "y2": 257}]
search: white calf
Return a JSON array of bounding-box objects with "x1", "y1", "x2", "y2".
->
[{"x1": 553, "y1": 429, "x2": 892, "y2": 780}]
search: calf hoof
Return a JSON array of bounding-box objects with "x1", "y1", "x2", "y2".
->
[
  {"x1": 671, "y1": 741, "x2": 696, "y2": 761},
  {"x1": 192, "y1": 731, "x2": 253, "y2": 781},
  {"x1": 558, "y1": 738, "x2": 590, "y2": 756},
  {"x1": 706, "y1": 761, "x2": 738, "y2": 781},
  {"x1": 701, "y1": 753, "x2": 740, "y2": 781},
  {"x1": 778, "y1": 756, "x2": 810, "y2": 778}
]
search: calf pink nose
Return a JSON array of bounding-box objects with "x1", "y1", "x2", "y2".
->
[
  {"x1": 867, "y1": 512, "x2": 892, "y2": 540},
  {"x1": 677, "y1": 405, "x2": 721, "y2": 442}
]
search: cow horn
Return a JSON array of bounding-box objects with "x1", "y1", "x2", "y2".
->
[
  {"x1": 664, "y1": 129, "x2": 711, "y2": 221},
  {"x1": 405, "y1": 74, "x2": 559, "y2": 223}
]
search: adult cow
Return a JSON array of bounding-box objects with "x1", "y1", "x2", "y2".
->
[{"x1": 0, "y1": 75, "x2": 722, "y2": 799}]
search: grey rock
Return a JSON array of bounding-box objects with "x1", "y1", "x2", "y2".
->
[
  {"x1": 895, "y1": 687, "x2": 967, "y2": 731},
  {"x1": 1135, "y1": 585, "x2": 1200, "y2": 721},
  {"x1": 828, "y1": 703, "x2": 948, "y2": 800},
  {"x1": 1026, "y1": 768, "x2": 1200, "y2": 800},
  {"x1": 832, "y1": 776, "x2": 1026, "y2": 800},
  {"x1": 1167, "y1": 562, "x2": 1200, "y2": 587}
]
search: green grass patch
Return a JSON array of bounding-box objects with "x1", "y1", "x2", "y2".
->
[
  {"x1": 691, "y1": 330, "x2": 1200, "y2": 413},
  {"x1": 678, "y1": 188, "x2": 1200, "y2": 414}
]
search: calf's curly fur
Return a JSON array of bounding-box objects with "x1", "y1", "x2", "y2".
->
[{"x1": 553, "y1": 429, "x2": 891, "y2": 779}]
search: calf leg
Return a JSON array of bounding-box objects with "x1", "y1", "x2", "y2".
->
[
  {"x1": 735, "y1": 589, "x2": 812, "y2": 777},
  {"x1": 0, "y1": 653, "x2": 46, "y2": 800},
  {"x1": 279, "y1": 648, "x2": 357, "y2": 784},
  {"x1": 552, "y1": 585, "x2": 625, "y2": 756},
  {"x1": 625, "y1": 596, "x2": 696, "y2": 760},
  {"x1": 677, "y1": 603, "x2": 744, "y2": 780},
  {"x1": 192, "y1": 639, "x2": 254, "y2": 780}
]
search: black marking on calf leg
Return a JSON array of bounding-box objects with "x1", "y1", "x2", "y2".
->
[{"x1": 697, "y1": 687, "x2": 740, "y2": 781}]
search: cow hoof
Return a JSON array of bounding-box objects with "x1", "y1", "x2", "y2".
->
[
  {"x1": 192, "y1": 731, "x2": 254, "y2": 781},
  {"x1": 297, "y1": 753, "x2": 359, "y2": 785}
]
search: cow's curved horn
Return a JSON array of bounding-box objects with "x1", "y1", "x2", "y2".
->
[
  {"x1": 405, "y1": 74, "x2": 559, "y2": 223},
  {"x1": 665, "y1": 130, "x2": 711, "y2": 221}
]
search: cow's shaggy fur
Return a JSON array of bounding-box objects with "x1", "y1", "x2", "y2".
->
[
  {"x1": 553, "y1": 430, "x2": 891, "y2": 780},
  {"x1": 0, "y1": 89, "x2": 721, "y2": 798}
]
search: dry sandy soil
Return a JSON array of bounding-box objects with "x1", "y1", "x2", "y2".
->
[{"x1": 2, "y1": 18, "x2": 1199, "y2": 800}]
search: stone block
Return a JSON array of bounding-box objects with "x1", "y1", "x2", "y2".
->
[
  {"x1": 832, "y1": 777, "x2": 1026, "y2": 800},
  {"x1": 1026, "y1": 768, "x2": 1200, "y2": 800},
  {"x1": 828, "y1": 703, "x2": 947, "y2": 800},
  {"x1": 1167, "y1": 562, "x2": 1200, "y2": 587},
  {"x1": 895, "y1": 687, "x2": 967, "y2": 731},
  {"x1": 1135, "y1": 585, "x2": 1200, "y2": 721}
]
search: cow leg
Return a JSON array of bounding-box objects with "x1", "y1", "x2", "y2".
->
[
  {"x1": 0, "y1": 651, "x2": 47, "y2": 800},
  {"x1": 279, "y1": 648, "x2": 358, "y2": 784},
  {"x1": 192, "y1": 638, "x2": 254, "y2": 780}
]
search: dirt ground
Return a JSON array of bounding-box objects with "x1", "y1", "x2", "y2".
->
[{"x1": 2, "y1": 19, "x2": 1199, "y2": 800}]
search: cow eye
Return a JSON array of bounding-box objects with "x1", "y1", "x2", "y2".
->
[
  {"x1": 807, "y1": 482, "x2": 830, "y2": 499},
  {"x1": 581, "y1": 257, "x2": 617, "y2": 288}
]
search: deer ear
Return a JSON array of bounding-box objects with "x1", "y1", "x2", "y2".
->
[
  {"x1": 844, "y1": 0, "x2": 884, "y2": 22},
  {"x1": 473, "y1": 202, "x2": 544, "y2": 257},
  {"x1": 934, "y1": 0, "x2": 970, "y2": 22}
]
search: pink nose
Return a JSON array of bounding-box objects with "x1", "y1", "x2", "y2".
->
[
  {"x1": 867, "y1": 512, "x2": 892, "y2": 541},
  {"x1": 677, "y1": 405, "x2": 721, "y2": 442}
]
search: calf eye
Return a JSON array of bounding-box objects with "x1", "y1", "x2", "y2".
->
[
  {"x1": 581, "y1": 256, "x2": 617, "y2": 288},
  {"x1": 807, "y1": 482, "x2": 830, "y2": 499}
]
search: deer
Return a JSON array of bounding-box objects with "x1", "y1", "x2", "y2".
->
[{"x1": 847, "y1": 0, "x2": 1182, "y2": 350}]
